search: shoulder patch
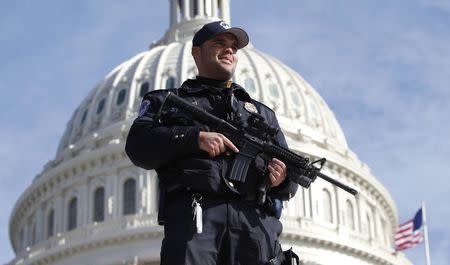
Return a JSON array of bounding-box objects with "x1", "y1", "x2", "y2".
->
[{"x1": 138, "y1": 100, "x2": 151, "y2": 117}]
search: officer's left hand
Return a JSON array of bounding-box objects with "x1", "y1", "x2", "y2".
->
[{"x1": 268, "y1": 158, "x2": 287, "y2": 187}]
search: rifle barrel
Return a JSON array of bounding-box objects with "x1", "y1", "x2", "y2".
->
[{"x1": 317, "y1": 172, "x2": 358, "y2": 195}]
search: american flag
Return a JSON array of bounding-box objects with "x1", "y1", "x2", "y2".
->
[{"x1": 395, "y1": 208, "x2": 424, "y2": 251}]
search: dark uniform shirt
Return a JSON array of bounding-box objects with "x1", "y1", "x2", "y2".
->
[{"x1": 125, "y1": 77, "x2": 298, "y2": 200}]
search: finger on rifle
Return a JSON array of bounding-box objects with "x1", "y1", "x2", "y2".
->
[
  {"x1": 269, "y1": 172, "x2": 277, "y2": 187},
  {"x1": 268, "y1": 164, "x2": 279, "y2": 178},
  {"x1": 269, "y1": 162, "x2": 283, "y2": 175},
  {"x1": 271, "y1": 158, "x2": 286, "y2": 169},
  {"x1": 217, "y1": 137, "x2": 226, "y2": 154},
  {"x1": 221, "y1": 135, "x2": 239, "y2": 153}
]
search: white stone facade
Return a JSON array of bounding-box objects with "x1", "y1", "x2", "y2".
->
[{"x1": 7, "y1": 1, "x2": 413, "y2": 264}]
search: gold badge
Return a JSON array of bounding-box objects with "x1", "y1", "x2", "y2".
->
[{"x1": 244, "y1": 102, "x2": 258, "y2": 113}]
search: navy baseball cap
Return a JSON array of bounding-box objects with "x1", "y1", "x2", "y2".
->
[{"x1": 192, "y1": 21, "x2": 249, "y2": 49}]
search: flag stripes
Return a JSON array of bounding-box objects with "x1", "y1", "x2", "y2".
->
[{"x1": 394, "y1": 208, "x2": 424, "y2": 251}]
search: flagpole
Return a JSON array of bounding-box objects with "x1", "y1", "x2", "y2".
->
[{"x1": 422, "y1": 201, "x2": 432, "y2": 265}]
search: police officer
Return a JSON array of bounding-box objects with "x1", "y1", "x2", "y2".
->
[{"x1": 126, "y1": 21, "x2": 298, "y2": 265}]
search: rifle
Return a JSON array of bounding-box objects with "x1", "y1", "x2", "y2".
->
[{"x1": 161, "y1": 92, "x2": 357, "y2": 204}]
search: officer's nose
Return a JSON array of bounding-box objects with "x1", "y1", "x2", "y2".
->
[{"x1": 224, "y1": 46, "x2": 236, "y2": 55}]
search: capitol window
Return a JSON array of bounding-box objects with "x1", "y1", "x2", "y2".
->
[
  {"x1": 123, "y1": 178, "x2": 136, "y2": 215},
  {"x1": 244, "y1": 77, "x2": 256, "y2": 94},
  {"x1": 269, "y1": 83, "x2": 280, "y2": 98},
  {"x1": 116, "y1": 89, "x2": 127, "y2": 105},
  {"x1": 165, "y1": 76, "x2": 176, "y2": 89},
  {"x1": 67, "y1": 197, "x2": 78, "y2": 231},
  {"x1": 139, "y1": 82, "x2": 149, "y2": 97},
  {"x1": 93, "y1": 187, "x2": 105, "y2": 222},
  {"x1": 97, "y1": 98, "x2": 106, "y2": 114},
  {"x1": 346, "y1": 200, "x2": 355, "y2": 230},
  {"x1": 80, "y1": 109, "x2": 88, "y2": 125},
  {"x1": 290, "y1": 90, "x2": 301, "y2": 106},
  {"x1": 322, "y1": 188, "x2": 333, "y2": 223},
  {"x1": 47, "y1": 209, "x2": 55, "y2": 239}
]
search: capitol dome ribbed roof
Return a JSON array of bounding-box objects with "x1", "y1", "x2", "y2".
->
[{"x1": 54, "y1": 8, "x2": 348, "y2": 162}]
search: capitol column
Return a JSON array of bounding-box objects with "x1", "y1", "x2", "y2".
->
[
  {"x1": 55, "y1": 193, "x2": 64, "y2": 234},
  {"x1": 204, "y1": 0, "x2": 212, "y2": 16},
  {"x1": 211, "y1": 0, "x2": 218, "y2": 18},
  {"x1": 149, "y1": 170, "x2": 159, "y2": 214},
  {"x1": 79, "y1": 181, "x2": 89, "y2": 225},
  {"x1": 138, "y1": 171, "x2": 147, "y2": 215},
  {"x1": 35, "y1": 206, "x2": 44, "y2": 243},
  {"x1": 110, "y1": 174, "x2": 119, "y2": 219},
  {"x1": 182, "y1": 0, "x2": 190, "y2": 20},
  {"x1": 219, "y1": 0, "x2": 230, "y2": 23},
  {"x1": 169, "y1": 0, "x2": 178, "y2": 26},
  {"x1": 197, "y1": 0, "x2": 204, "y2": 17}
]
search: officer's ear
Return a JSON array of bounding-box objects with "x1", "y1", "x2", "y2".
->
[{"x1": 191, "y1": 46, "x2": 201, "y2": 60}]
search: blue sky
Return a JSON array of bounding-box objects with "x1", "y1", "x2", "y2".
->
[{"x1": 1, "y1": 0, "x2": 449, "y2": 264}]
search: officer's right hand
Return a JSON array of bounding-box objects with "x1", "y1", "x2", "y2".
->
[{"x1": 198, "y1": 131, "x2": 239, "y2": 157}]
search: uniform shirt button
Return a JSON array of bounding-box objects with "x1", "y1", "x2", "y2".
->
[{"x1": 228, "y1": 181, "x2": 235, "y2": 188}]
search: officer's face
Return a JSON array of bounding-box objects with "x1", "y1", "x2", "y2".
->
[{"x1": 192, "y1": 33, "x2": 239, "y2": 81}]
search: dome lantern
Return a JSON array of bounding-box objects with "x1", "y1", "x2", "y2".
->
[{"x1": 160, "y1": 0, "x2": 231, "y2": 46}]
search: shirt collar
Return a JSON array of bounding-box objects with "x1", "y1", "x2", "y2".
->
[{"x1": 179, "y1": 77, "x2": 252, "y2": 102}]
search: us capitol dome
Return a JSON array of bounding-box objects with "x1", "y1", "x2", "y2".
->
[{"x1": 8, "y1": 1, "x2": 413, "y2": 264}]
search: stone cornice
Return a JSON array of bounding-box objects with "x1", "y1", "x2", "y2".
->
[{"x1": 8, "y1": 216, "x2": 163, "y2": 265}]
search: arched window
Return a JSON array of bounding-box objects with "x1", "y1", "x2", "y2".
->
[
  {"x1": 93, "y1": 187, "x2": 105, "y2": 222},
  {"x1": 97, "y1": 98, "x2": 106, "y2": 114},
  {"x1": 322, "y1": 188, "x2": 333, "y2": 223},
  {"x1": 80, "y1": 109, "x2": 88, "y2": 125},
  {"x1": 123, "y1": 179, "x2": 136, "y2": 215},
  {"x1": 116, "y1": 89, "x2": 127, "y2": 105},
  {"x1": 165, "y1": 76, "x2": 176, "y2": 89},
  {"x1": 244, "y1": 77, "x2": 256, "y2": 93},
  {"x1": 346, "y1": 200, "x2": 355, "y2": 230},
  {"x1": 47, "y1": 209, "x2": 54, "y2": 239},
  {"x1": 139, "y1": 82, "x2": 150, "y2": 97},
  {"x1": 290, "y1": 90, "x2": 301, "y2": 106},
  {"x1": 67, "y1": 197, "x2": 77, "y2": 231},
  {"x1": 269, "y1": 83, "x2": 280, "y2": 98}
]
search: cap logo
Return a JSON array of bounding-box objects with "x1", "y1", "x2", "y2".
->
[{"x1": 220, "y1": 21, "x2": 231, "y2": 29}]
